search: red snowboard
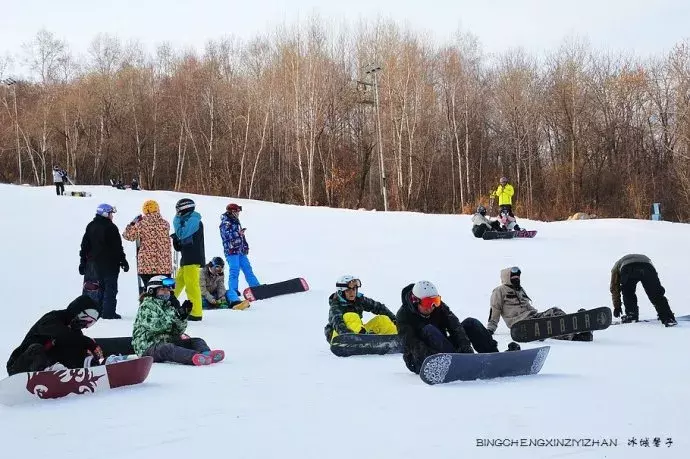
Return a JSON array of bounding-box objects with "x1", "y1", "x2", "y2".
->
[{"x1": 0, "y1": 356, "x2": 153, "y2": 406}]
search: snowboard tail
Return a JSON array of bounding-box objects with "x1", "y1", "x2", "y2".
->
[
  {"x1": 243, "y1": 278, "x2": 309, "y2": 302},
  {"x1": 420, "y1": 346, "x2": 550, "y2": 385},
  {"x1": 0, "y1": 357, "x2": 153, "y2": 406},
  {"x1": 514, "y1": 230, "x2": 537, "y2": 238},
  {"x1": 330, "y1": 334, "x2": 403, "y2": 357},
  {"x1": 510, "y1": 307, "x2": 612, "y2": 342}
]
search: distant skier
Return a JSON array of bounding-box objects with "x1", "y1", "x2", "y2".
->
[
  {"x1": 171, "y1": 198, "x2": 205, "y2": 321},
  {"x1": 487, "y1": 267, "x2": 593, "y2": 340},
  {"x1": 131, "y1": 178, "x2": 140, "y2": 190},
  {"x1": 132, "y1": 276, "x2": 224, "y2": 366},
  {"x1": 324, "y1": 276, "x2": 397, "y2": 342},
  {"x1": 79, "y1": 203, "x2": 129, "y2": 319},
  {"x1": 122, "y1": 200, "x2": 172, "y2": 294},
  {"x1": 471, "y1": 205, "x2": 502, "y2": 238},
  {"x1": 52, "y1": 165, "x2": 65, "y2": 195},
  {"x1": 200, "y1": 257, "x2": 229, "y2": 309},
  {"x1": 610, "y1": 254, "x2": 677, "y2": 326},
  {"x1": 5, "y1": 295, "x2": 124, "y2": 376},
  {"x1": 397, "y1": 280, "x2": 513, "y2": 374},
  {"x1": 490, "y1": 176, "x2": 515, "y2": 215},
  {"x1": 220, "y1": 203, "x2": 260, "y2": 308}
]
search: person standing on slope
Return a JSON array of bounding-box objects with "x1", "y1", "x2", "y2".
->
[
  {"x1": 220, "y1": 203, "x2": 260, "y2": 308},
  {"x1": 324, "y1": 276, "x2": 397, "y2": 342},
  {"x1": 490, "y1": 176, "x2": 514, "y2": 216},
  {"x1": 397, "y1": 281, "x2": 513, "y2": 374},
  {"x1": 79, "y1": 203, "x2": 129, "y2": 319},
  {"x1": 52, "y1": 165, "x2": 65, "y2": 195},
  {"x1": 132, "y1": 276, "x2": 224, "y2": 366},
  {"x1": 200, "y1": 257, "x2": 230, "y2": 309},
  {"x1": 5, "y1": 295, "x2": 123, "y2": 375},
  {"x1": 122, "y1": 200, "x2": 172, "y2": 294},
  {"x1": 471, "y1": 205, "x2": 503, "y2": 238},
  {"x1": 171, "y1": 198, "x2": 205, "y2": 321},
  {"x1": 487, "y1": 267, "x2": 593, "y2": 340},
  {"x1": 610, "y1": 254, "x2": 677, "y2": 326}
]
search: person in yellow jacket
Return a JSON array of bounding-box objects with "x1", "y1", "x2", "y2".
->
[
  {"x1": 490, "y1": 176, "x2": 515, "y2": 215},
  {"x1": 324, "y1": 276, "x2": 398, "y2": 342}
]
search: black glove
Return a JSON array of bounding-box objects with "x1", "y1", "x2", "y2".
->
[
  {"x1": 613, "y1": 306, "x2": 622, "y2": 318},
  {"x1": 176, "y1": 300, "x2": 193, "y2": 319},
  {"x1": 120, "y1": 259, "x2": 129, "y2": 272},
  {"x1": 78, "y1": 263, "x2": 86, "y2": 275},
  {"x1": 459, "y1": 343, "x2": 474, "y2": 354}
]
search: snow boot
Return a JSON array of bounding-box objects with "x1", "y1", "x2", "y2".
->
[
  {"x1": 203, "y1": 350, "x2": 225, "y2": 364},
  {"x1": 572, "y1": 331, "x2": 593, "y2": 341},
  {"x1": 192, "y1": 354, "x2": 213, "y2": 366},
  {"x1": 661, "y1": 314, "x2": 678, "y2": 327},
  {"x1": 621, "y1": 314, "x2": 638, "y2": 324}
]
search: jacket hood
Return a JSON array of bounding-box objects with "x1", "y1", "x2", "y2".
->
[
  {"x1": 401, "y1": 283, "x2": 420, "y2": 315},
  {"x1": 500, "y1": 268, "x2": 512, "y2": 285},
  {"x1": 65, "y1": 295, "x2": 102, "y2": 318}
]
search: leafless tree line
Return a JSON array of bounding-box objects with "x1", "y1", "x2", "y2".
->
[{"x1": 1, "y1": 20, "x2": 689, "y2": 221}]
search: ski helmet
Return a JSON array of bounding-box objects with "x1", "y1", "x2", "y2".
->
[
  {"x1": 142, "y1": 200, "x2": 159, "y2": 215},
  {"x1": 336, "y1": 275, "x2": 361, "y2": 292},
  {"x1": 412, "y1": 280, "x2": 439, "y2": 300},
  {"x1": 146, "y1": 275, "x2": 175, "y2": 294},
  {"x1": 210, "y1": 257, "x2": 225, "y2": 269},
  {"x1": 175, "y1": 198, "x2": 195, "y2": 215},
  {"x1": 226, "y1": 203, "x2": 242, "y2": 213},
  {"x1": 96, "y1": 203, "x2": 116, "y2": 218},
  {"x1": 477, "y1": 205, "x2": 487, "y2": 216}
]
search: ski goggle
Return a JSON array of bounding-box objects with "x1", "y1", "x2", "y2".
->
[
  {"x1": 418, "y1": 295, "x2": 442, "y2": 314},
  {"x1": 76, "y1": 308, "x2": 100, "y2": 328},
  {"x1": 337, "y1": 279, "x2": 361, "y2": 290},
  {"x1": 159, "y1": 277, "x2": 176, "y2": 289}
]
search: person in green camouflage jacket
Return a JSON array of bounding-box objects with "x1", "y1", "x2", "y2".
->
[
  {"x1": 132, "y1": 276, "x2": 225, "y2": 366},
  {"x1": 324, "y1": 275, "x2": 398, "y2": 343}
]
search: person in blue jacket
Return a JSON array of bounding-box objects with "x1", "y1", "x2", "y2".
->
[{"x1": 220, "y1": 203, "x2": 260, "y2": 307}]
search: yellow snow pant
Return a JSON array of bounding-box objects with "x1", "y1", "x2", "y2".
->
[
  {"x1": 331, "y1": 312, "x2": 398, "y2": 340},
  {"x1": 174, "y1": 264, "x2": 202, "y2": 319}
]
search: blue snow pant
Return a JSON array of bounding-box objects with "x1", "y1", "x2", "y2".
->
[{"x1": 225, "y1": 254, "x2": 260, "y2": 302}]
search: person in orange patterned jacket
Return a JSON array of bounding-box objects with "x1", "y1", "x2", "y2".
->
[{"x1": 123, "y1": 200, "x2": 173, "y2": 294}]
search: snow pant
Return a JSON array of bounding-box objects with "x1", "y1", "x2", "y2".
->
[
  {"x1": 225, "y1": 254, "x2": 260, "y2": 302},
  {"x1": 83, "y1": 267, "x2": 119, "y2": 318},
  {"x1": 143, "y1": 337, "x2": 210, "y2": 365},
  {"x1": 330, "y1": 312, "x2": 398, "y2": 341},
  {"x1": 139, "y1": 273, "x2": 171, "y2": 295},
  {"x1": 421, "y1": 319, "x2": 499, "y2": 354},
  {"x1": 620, "y1": 262, "x2": 674, "y2": 320},
  {"x1": 174, "y1": 265, "x2": 202, "y2": 319},
  {"x1": 6, "y1": 343, "x2": 53, "y2": 375},
  {"x1": 472, "y1": 221, "x2": 502, "y2": 238},
  {"x1": 54, "y1": 181, "x2": 64, "y2": 195}
]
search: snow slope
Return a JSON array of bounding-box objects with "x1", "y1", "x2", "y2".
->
[{"x1": 0, "y1": 183, "x2": 688, "y2": 459}]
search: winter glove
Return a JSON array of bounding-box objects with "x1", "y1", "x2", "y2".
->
[
  {"x1": 176, "y1": 300, "x2": 193, "y2": 319},
  {"x1": 459, "y1": 342, "x2": 474, "y2": 354},
  {"x1": 78, "y1": 263, "x2": 86, "y2": 275},
  {"x1": 613, "y1": 305, "x2": 622, "y2": 318},
  {"x1": 120, "y1": 259, "x2": 129, "y2": 272}
]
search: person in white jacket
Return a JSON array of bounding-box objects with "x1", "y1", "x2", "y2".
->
[{"x1": 52, "y1": 165, "x2": 65, "y2": 195}]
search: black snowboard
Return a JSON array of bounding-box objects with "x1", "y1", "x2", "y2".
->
[
  {"x1": 243, "y1": 278, "x2": 309, "y2": 302},
  {"x1": 94, "y1": 337, "x2": 134, "y2": 356},
  {"x1": 482, "y1": 231, "x2": 515, "y2": 240},
  {"x1": 510, "y1": 307, "x2": 612, "y2": 342},
  {"x1": 419, "y1": 346, "x2": 550, "y2": 385},
  {"x1": 611, "y1": 314, "x2": 690, "y2": 325},
  {"x1": 330, "y1": 334, "x2": 403, "y2": 357}
]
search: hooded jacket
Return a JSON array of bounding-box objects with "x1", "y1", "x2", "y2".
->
[
  {"x1": 199, "y1": 263, "x2": 227, "y2": 302},
  {"x1": 486, "y1": 268, "x2": 537, "y2": 333},
  {"x1": 396, "y1": 283, "x2": 471, "y2": 374},
  {"x1": 6, "y1": 296, "x2": 102, "y2": 375},
  {"x1": 609, "y1": 254, "x2": 653, "y2": 308},
  {"x1": 220, "y1": 212, "x2": 249, "y2": 256},
  {"x1": 122, "y1": 212, "x2": 172, "y2": 275},
  {"x1": 79, "y1": 215, "x2": 127, "y2": 276},
  {"x1": 132, "y1": 294, "x2": 187, "y2": 355}
]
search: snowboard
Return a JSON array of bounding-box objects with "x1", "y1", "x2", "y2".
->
[
  {"x1": 510, "y1": 307, "x2": 612, "y2": 342},
  {"x1": 611, "y1": 314, "x2": 690, "y2": 325},
  {"x1": 0, "y1": 356, "x2": 153, "y2": 406},
  {"x1": 330, "y1": 334, "x2": 403, "y2": 357},
  {"x1": 65, "y1": 191, "x2": 92, "y2": 197},
  {"x1": 243, "y1": 277, "x2": 309, "y2": 302},
  {"x1": 94, "y1": 337, "x2": 135, "y2": 356},
  {"x1": 482, "y1": 231, "x2": 515, "y2": 240},
  {"x1": 514, "y1": 230, "x2": 537, "y2": 238},
  {"x1": 419, "y1": 346, "x2": 550, "y2": 385}
]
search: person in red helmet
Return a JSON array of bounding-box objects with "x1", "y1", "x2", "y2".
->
[
  {"x1": 219, "y1": 203, "x2": 260, "y2": 307},
  {"x1": 396, "y1": 281, "x2": 518, "y2": 374}
]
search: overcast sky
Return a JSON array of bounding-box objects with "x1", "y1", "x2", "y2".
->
[{"x1": 1, "y1": 0, "x2": 688, "y2": 77}]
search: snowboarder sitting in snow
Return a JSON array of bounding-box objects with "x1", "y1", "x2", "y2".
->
[
  {"x1": 471, "y1": 205, "x2": 503, "y2": 238},
  {"x1": 324, "y1": 276, "x2": 398, "y2": 343},
  {"x1": 397, "y1": 281, "x2": 514, "y2": 374},
  {"x1": 5, "y1": 295, "x2": 125, "y2": 376},
  {"x1": 498, "y1": 208, "x2": 521, "y2": 231},
  {"x1": 610, "y1": 254, "x2": 677, "y2": 326},
  {"x1": 487, "y1": 267, "x2": 592, "y2": 341},
  {"x1": 200, "y1": 257, "x2": 230, "y2": 309},
  {"x1": 132, "y1": 276, "x2": 224, "y2": 366}
]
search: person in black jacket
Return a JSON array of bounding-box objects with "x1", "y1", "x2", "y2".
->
[
  {"x1": 171, "y1": 198, "x2": 206, "y2": 321},
  {"x1": 79, "y1": 203, "x2": 129, "y2": 319},
  {"x1": 6, "y1": 295, "x2": 104, "y2": 375},
  {"x1": 396, "y1": 281, "x2": 518, "y2": 374}
]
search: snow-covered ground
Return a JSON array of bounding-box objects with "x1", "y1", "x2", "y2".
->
[{"x1": 0, "y1": 183, "x2": 687, "y2": 459}]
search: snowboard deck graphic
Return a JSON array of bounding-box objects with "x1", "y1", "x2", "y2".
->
[
  {"x1": 419, "y1": 346, "x2": 550, "y2": 385},
  {"x1": 0, "y1": 356, "x2": 153, "y2": 406},
  {"x1": 510, "y1": 307, "x2": 612, "y2": 342},
  {"x1": 330, "y1": 334, "x2": 403, "y2": 357}
]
